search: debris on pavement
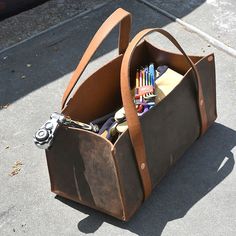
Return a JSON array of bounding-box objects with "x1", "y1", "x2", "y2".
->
[
  {"x1": 21, "y1": 75, "x2": 26, "y2": 79},
  {"x1": 0, "y1": 104, "x2": 10, "y2": 109},
  {"x1": 9, "y1": 161, "x2": 23, "y2": 176}
]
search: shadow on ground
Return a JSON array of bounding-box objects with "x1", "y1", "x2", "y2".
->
[
  {"x1": 57, "y1": 122, "x2": 235, "y2": 235},
  {"x1": 0, "y1": 0, "x2": 206, "y2": 107},
  {"x1": 0, "y1": 0, "x2": 48, "y2": 20}
]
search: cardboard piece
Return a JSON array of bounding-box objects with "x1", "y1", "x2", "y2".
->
[{"x1": 155, "y1": 68, "x2": 183, "y2": 103}]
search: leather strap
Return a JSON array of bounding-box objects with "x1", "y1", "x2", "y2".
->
[
  {"x1": 120, "y1": 28, "x2": 208, "y2": 200},
  {"x1": 61, "y1": 8, "x2": 131, "y2": 109}
]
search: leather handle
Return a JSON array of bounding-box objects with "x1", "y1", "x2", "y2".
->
[
  {"x1": 120, "y1": 28, "x2": 208, "y2": 200},
  {"x1": 61, "y1": 8, "x2": 132, "y2": 109}
]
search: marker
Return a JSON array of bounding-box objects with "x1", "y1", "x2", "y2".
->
[
  {"x1": 139, "y1": 69, "x2": 143, "y2": 102},
  {"x1": 136, "y1": 70, "x2": 139, "y2": 93},
  {"x1": 149, "y1": 63, "x2": 155, "y2": 86}
]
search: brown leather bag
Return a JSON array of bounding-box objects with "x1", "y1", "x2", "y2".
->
[{"x1": 45, "y1": 8, "x2": 217, "y2": 221}]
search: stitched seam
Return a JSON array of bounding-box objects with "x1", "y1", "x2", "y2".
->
[{"x1": 111, "y1": 146, "x2": 127, "y2": 221}]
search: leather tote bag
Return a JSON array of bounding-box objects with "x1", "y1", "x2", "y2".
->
[{"x1": 43, "y1": 8, "x2": 217, "y2": 221}]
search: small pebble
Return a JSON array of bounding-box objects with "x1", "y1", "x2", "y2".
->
[
  {"x1": 21, "y1": 75, "x2": 26, "y2": 79},
  {"x1": 26, "y1": 64, "x2": 31, "y2": 67},
  {"x1": 3, "y1": 56, "x2": 7, "y2": 60},
  {"x1": 0, "y1": 104, "x2": 9, "y2": 109}
]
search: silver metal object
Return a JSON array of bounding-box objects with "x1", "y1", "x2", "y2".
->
[{"x1": 34, "y1": 112, "x2": 99, "y2": 150}]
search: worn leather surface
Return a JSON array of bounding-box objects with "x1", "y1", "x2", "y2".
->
[
  {"x1": 46, "y1": 41, "x2": 216, "y2": 221},
  {"x1": 45, "y1": 9, "x2": 217, "y2": 221},
  {"x1": 114, "y1": 41, "x2": 217, "y2": 220},
  {"x1": 46, "y1": 126, "x2": 125, "y2": 219},
  {"x1": 120, "y1": 29, "x2": 209, "y2": 200}
]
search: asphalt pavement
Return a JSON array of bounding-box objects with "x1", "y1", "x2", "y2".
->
[{"x1": 0, "y1": 0, "x2": 235, "y2": 235}]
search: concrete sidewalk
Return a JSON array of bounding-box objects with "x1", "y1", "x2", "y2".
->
[{"x1": 0, "y1": 0, "x2": 235, "y2": 235}]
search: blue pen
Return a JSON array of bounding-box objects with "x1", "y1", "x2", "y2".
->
[{"x1": 149, "y1": 63, "x2": 155, "y2": 86}]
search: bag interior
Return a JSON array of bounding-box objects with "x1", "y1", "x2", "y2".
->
[{"x1": 63, "y1": 40, "x2": 203, "y2": 125}]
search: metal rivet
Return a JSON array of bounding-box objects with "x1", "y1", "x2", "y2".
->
[
  {"x1": 45, "y1": 121, "x2": 53, "y2": 130},
  {"x1": 141, "y1": 163, "x2": 145, "y2": 170},
  {"x1": 208, "y1": 55, "x2": 213, "y2": 62}
]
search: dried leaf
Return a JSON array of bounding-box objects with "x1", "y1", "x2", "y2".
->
[{"x1": 9, "y1": 161, "x2": 23, "y2": 176}]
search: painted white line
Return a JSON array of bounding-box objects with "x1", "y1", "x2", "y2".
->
[
  {"x1": 0, "y1": 1, "x2": 112, "y2": 55},
  {"x1": 138, "y1": 0, "x2": 236, "y2": 57}
]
